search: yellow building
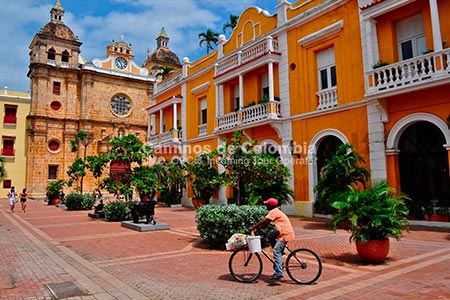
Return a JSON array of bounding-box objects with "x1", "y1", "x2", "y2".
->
[
  {"x1": 148, "y1": 0, "x2": 450, "y2": 216},
  {"x1": 0, "y1": 87, "x2": 31, "y2": 195}
]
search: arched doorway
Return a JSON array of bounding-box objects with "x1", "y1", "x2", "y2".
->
[
  {"x1": 313, "y1": 135, "x2": 343, "y2": 213},
  {"x1": 399, "y1": 121, "x2": 449, "y2": 209},
  {"x1": 316, "y1": 135, "x2": 343, "y2": 176},
  {"x1": 262, "y1": 143, "x2": 280, "y2": 159}
]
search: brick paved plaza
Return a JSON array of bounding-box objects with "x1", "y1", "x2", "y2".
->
[{"x1": 1, "y1": 199, "x2": 449, "y2": 300}]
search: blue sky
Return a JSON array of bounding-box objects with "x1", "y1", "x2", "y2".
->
[{"x1": 0, "y1": 0, "x2": 276, "y2": 92}]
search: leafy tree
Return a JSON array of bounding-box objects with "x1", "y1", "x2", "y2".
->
[
  {"x1": 155, "y1": 66, "x2": 175, "y2": 80},
  {"x1": 245, "y1": 153, "x2": 294, "y2": 205},
  {"x1": 100, "y1": 135, "x2": 153, "y2": 200},
  {"x1": 0, "y1": 157, "x2": 6, "y2": 182},
  {"x1": 198, "y1": 29, "x2": 219, "y2": 54},
  {"x1": 158, "y1": 160, "x2": 187, "y2": 205},
  {"x1": 67, "y1": 134, "x2": 154, "y2": 201},
  {"x1": 68, "y1": 130, "x2": 93, "y2": 194},
  {"x1": 223, "y1": 14, "x2": 239, "y2": 34},
  {"x1": 212, "y1": 131, "x2": 294, "y2": 206},
  {"x1": 186, "y1": 153, "x2": 218, "y2": 201},
  {"x1": 132, "y1": 165, "x2": 164, "y2": 200},
  {"x1": 314, "y1": 143, "x2": 370, "y2": 214}
]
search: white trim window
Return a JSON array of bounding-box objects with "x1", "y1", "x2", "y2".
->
[
  {"x1": 396, "y1": 13, "x2": 427, "y2": 60},
  {"x1": 261, "y1": 73, "x2": 269, "y2": 101},
  {"x1": 317, "y1": 47, "x2": 336, "y2": 91},
  {"x1": 200, "y1": 97, "x2": 207, "y2": 125},
  {"x1": 233, "y1": 85, "x2": 240, "y2": 111}
]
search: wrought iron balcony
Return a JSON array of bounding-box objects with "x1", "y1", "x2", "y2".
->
[{"x1": 366, "y1": 48, "x2": 450, "y2": 98}]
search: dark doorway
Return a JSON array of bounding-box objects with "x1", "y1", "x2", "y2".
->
[
  {"x1": 316, "y1": 136, "x2": 343, "y2": 175},
  {"x1": 262, "y1": 143, "x2": 280, "y2": 159},
  {"x1": 399, "y1": 121, "x2": 449, "y2": 208}
]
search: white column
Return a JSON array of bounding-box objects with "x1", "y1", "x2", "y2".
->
[
  {"x1": 173, "y1": 102, "x2": 177, "y2": 129},
  {"x1": 276, "y1": 0, "x2": 289, "y2": 26},
  {"x1": 268, "y1": 61, "x2": 274, "y2": 101},
  {"x1": 239, "y1": 74, "x2": 244, "y2": 108},
  {"x1": 429, "y1": 0, "x2": 443, "y2": 51},
  {"x1": 159, "y1": 109, "x2": 163, "y2": 134},
  {"x1": 365, "y1": 19, "x2": 374, "y2": 66}
]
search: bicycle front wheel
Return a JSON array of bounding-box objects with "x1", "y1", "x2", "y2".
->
[
  {"x1": 286, "y1": 248, "x2": 322, "y2": 284},
  {"x1": 228, "y1": 248, "x2": 263, "y2": 283}
]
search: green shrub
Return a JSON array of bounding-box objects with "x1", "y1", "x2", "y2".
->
[
  {"x1": 196, "y1": 204, "x2": 272, "y2": 249},
  {"x1": 104, "y1": 200, "x2": 135, "y2": 222},
  {"x1": 65, "y1": 193, "x2": 96, "y2": 210}
]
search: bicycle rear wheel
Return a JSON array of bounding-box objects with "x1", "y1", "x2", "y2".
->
[
  {"x1": 286, "y1": 248, "x2": 322, "y2": 284},
  {"x1": 228, "y1": 248, "x2": 263, "y2": 283}
]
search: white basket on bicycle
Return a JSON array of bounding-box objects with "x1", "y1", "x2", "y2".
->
[{"x1": 247, "y1": 235, "x2": 262, "y2": 253}]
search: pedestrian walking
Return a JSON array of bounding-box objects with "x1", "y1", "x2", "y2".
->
[
  {"x1": 19, "y1": 188, "x2": 28, "y2": 212},
  {"x1": 7, "y1": 186, "x2": 18, "y2": 213}
]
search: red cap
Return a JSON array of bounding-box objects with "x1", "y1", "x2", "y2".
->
[{"x1": 263, "y1": 198, "x2": 278, "y2": 206}]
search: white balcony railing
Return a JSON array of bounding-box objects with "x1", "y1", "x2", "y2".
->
[
  {"x1": 147, "y1": 130, "x2": 181, "y2": 146},
  {"x1": 215, "y1": 101, "x2": 281, "y2": 131},
  {"x1": 366, "y1": 48, "x2": 450, "y2": 96},
  {"x1": 155, "y1": 71, "x2": 183, "y2": 94},
  {"x1": 198, "y1": 124, "x2": 207, "y2": 137},
  {"x1": 316, "y1": 87, "x2": 338, "y2": 110},
  {"x1": 215, "y1": 36, "x2": 279, "y2": 76}
]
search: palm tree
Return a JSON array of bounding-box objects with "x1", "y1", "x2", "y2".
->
[
  {"x1": 155, "y1": 66, "x2": 175, "y2": 80},
  {"x1": 198, "y1": 29, "x2": 219, "y2": 54},
  {"x1": 223, "y1": 14, "x2": 239, "y2": 34}
]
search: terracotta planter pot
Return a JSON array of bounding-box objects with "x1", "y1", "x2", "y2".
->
[
  {"x1": 51, "y1": 199, "x2": 61, "y2": 205},
  {"x1": 424, "y1": 214, "x2": 449, "y2": 222},
  {"x1": 192, "y1": 199, "x2": 208, "y2": 209},
  {"x1": 356, "y1": 239, "x2": 390, "y2": 263}
]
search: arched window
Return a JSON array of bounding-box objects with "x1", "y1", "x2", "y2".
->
[
  {"x1": 62, "y1": 50, "x2": 69, "y2": 63},
  {"x1": 47, "y1": 48, "x2": 56, "y2": 60}
]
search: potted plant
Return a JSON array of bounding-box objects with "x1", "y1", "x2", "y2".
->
[
  {"x1": 187, "y1": 154, "x2": 218, "y2": 208},
  {"x1": 330, "y1": 180, "x2": 410, "y2": 263},
  {"x1": 435, "y1": 207, "x2": 449, "y2": 222},
  {"x1": 314, "y1": 143, "x2": 370, "y2": 215},
  {"x1": 424, "y1": 206, "x2": 449, "y2": 222},
  {"x1": 46, "y1": 179, "x2": 66, "y2": 205}
]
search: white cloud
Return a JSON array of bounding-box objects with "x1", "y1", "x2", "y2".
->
[{"x1": 0, "y1": 0, "x2": 276, "y2": 91}]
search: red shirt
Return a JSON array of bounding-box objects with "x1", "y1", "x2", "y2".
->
[{"x1": 266, "y1": 208, "x2": 295, "y2": 242}]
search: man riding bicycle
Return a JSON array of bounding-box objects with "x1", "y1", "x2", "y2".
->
[{"x1": 248, "y1": 198, "x2": 295, "y2": 280}]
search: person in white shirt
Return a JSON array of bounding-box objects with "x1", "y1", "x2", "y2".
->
[{"x1": 7, "y1": 186, "x2": 18, "y2": 213}]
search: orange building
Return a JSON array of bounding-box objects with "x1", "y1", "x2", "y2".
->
[{"x1": 149, "y1": 0, "x2": 449, "y2": 216}]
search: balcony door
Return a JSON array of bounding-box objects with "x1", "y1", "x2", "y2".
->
[{"x1": 396, "y1": 13, "x2": 427, "y2": 60}]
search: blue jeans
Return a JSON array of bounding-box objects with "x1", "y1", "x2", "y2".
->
[{"x1": 273, "y1": 239, "x2": 286, "y2": 277}]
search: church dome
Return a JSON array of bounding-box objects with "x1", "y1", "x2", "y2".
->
[
  {"x1": 148, "y1": 47, "x2": 181, "y2": 67},
  {"x1": 41, "y1": 22, "x2": 76, "y2": 41}
]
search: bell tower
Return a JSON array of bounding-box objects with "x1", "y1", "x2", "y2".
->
[{"x1": 26, "y1": 0, "x2": 82, "y2": 197}]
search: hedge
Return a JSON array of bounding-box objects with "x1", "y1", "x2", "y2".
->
[
  {"x1": 196, "y1": 204, "x2": 272, "y2": 249},
  {"x1": 65, "y1": 193, "x2": 95, "y2": 211}
]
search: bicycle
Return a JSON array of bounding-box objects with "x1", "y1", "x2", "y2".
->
[{"x1": 228, "y1": 237, "x2": 322, "y2": 284}]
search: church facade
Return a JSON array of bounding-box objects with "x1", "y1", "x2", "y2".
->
[{"x1": 26, "y1": 1, "x2": 179, "y2": 197}]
